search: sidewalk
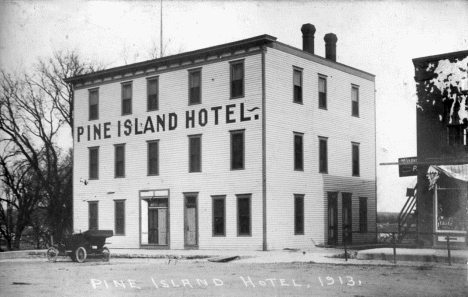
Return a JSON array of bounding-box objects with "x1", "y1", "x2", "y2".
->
[{"x1": 2, "y1": 246, "x2": 467, "y2": 266}]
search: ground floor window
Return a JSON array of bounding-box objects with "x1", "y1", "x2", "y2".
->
[
  {"x1": 88, "y1": 201, "x2": 98, "y2": 230},
  {"x1": 237, "y1": 194, "x2": 251, "y2": 236},
  {"x1": 212, "y1": 196, "x2": 226, "y2": 236},
  {"x1": 294, "y1": 194, "x2": 304, "y2": 234},
  {"x1": 359, "y1": 197, "x2": 367, "y2": 233},
  {"x1": 114, "y1": 200, "x2": 125, "y2": 235}
]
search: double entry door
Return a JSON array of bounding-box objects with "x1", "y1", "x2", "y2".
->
[{"x1": 328, "y1": 192, "x2": 353, "y2": 245}]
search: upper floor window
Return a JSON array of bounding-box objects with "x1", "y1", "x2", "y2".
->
[
  {"x1": 231, "y1": 130, "x2": 245, "y2": 170},
  {"x1": 319, "y1": 137, "x2": 328, "y2": 173},
  {"x1": 352, "y1": 142, "x2": 360, "y2": 176},
  {"x1": 294, "y1": 132, "x2": 304, "y2": 171},
  {"x1": 115, "y1": 144, "x2": 125, "y2": 178},
  {"x1": 147, "y1": 140, "x2": 159, "y2": 176},
  {"x1": 89, "y1": 147, "x2": 99, "y2": 180},
  {"x1": 189, "y1": 134, "x2": 202, "y2": 172},
  {"x1": 230, "y1": 60, "x2": 244, "y2": 98},
  {"x1": 352, "y1": 85, "x2": 359, "y2": 117},
  {"x1": 189, "y1": 69, "x2": 201, "y2": 105},
  {"x1": 318, "y1": 76, "x2": 327, "y2": 109},
  {"x1": 293, "y1": 68, "x2": 303, "y2": 104},
  {"x1": 89, "y1": 88, "x2": 99, "y2": 120},
  {"x1": 147, "y1": 78, "x2": 159, "y2": 111},
  {"x1": 121, "y1": 82, "x2": 132, "y2": 115}
]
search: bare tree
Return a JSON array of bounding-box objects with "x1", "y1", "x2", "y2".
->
[{"x1": 0, "y1": 51, "x2": 103, "y2": 248}]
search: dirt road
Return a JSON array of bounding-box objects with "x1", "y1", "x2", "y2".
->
[{"x1": 1, "y1": 258, "x2": 467, "y2": 296}]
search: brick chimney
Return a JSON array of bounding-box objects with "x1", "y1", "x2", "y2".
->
[
  {"x1": 301, "y1": 24, "x2": 316, "y2": 54},
  {"x1": 324, "y1": 33, "x2": 338, "y2": 62}
]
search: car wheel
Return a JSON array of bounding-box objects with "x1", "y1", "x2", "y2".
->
[{"x1": 75, "y1": 247, "x2": 87, "y2": 263}]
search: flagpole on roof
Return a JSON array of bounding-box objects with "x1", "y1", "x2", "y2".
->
[{"x1": 160, "y1": 0, "x2": 163, "y2": 58}]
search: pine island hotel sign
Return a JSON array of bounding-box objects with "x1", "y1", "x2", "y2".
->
[
  {"x1": 75, "y1": 102, "x2": 260, "y2": 247},
  {"x1": 76, "y1": 103, "x2": 259, "y2": 142}
]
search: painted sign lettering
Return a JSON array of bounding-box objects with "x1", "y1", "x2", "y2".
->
[{"x1": 77, "y1": 103, "x2": 260, "y2": 142}]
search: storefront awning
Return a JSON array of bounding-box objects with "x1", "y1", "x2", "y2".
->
[{"x1": 427, "y1": 164, "x2": 468, "y2": 189}]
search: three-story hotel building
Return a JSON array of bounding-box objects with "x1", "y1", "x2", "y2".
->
[{"x1": 65, "y1": 24, "x2": 377, "y2": 250}]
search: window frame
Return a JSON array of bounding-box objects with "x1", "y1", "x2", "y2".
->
[
  {"x1": 230, "y1": 129, "x2": 245, "y2": 170},
  {"x1": 318, "y1": 75, "x2": 327, "y2": 109},
  {"x1": 294, "y1": 132, "x2": 304, "y2": 171},
  {"x1": 147, "y1": 77, "x2": 159, "y2": 111},
  {"x1": 147, "y1": 140, "x2": 159, "y2": 176},
  {"x1": 352, "y1": 142, "x2": 360, "y2": 177},
  {"x1": 212, "y1": 195, "x2": 226, "y2": 237},
  {"x1": 293, "y1": 67, "x2": 303, "y2": 104},
  {"x1": 319, "y1": 137, "x2": 328, "y2": 173},
  {"x1": 352, "y1": 85, "x2": 359, "y2": 117},
  {"x1": 236, "y1": 194, "x2": 252, "y2": 236},
  {"x1": 359, "y1": 197, "x2": 368, "y2": 233},
  {"x1": 294, "y1": 194, "x2": 305, "y2": 235},
  {"x1": 114, "y1": 200, "x2": 126, "y2": 236},
  {"x1": 88, "y1": 88, "x2": 99, "y2": 121},
  {"x1": 230, "y1": 60, "x2": 245, "y2": 99},
  {"x1": 188, "y1": 134, "x2": 202, "y2": 173},
  {"x1": 114, "y1": 143, "x2": 126, "y2": 178},
  {"x1": 88, "y1": 146, "x2": 99, "y2": 180},
  {"x1": 121, "y1": 81, "x2": 133, "y2": 115},
  {"x1": 188, "y1": 68, "x2": 202, "y2": 105},
  {"x1": 88, "y1": 201, "x2": 99, "y2": 231}
]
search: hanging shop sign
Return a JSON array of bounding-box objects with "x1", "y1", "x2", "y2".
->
[{"x1": 398, "y1": 157, "x2": 418, "y2": 177}]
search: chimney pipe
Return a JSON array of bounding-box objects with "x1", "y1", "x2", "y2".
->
[
  {"x1": 301, "y1": 24, "x2": 316, "y2": 54},
  {"x1": 324, "y1": 33, "x2": 338, "y2": 62}
]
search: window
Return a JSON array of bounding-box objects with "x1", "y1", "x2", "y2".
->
[
  {"x1": 230, "y1": 60, "x2": 244, "y2": 98},
  {"x1": 318, "y1": 76, "x2": 327, "y2": 109},
  {"x1": 189, "y1": 69, "x2": 201, "y2": 105},
  {"x1": 147, "y1": 140, "x2": 159, "y2": 175},
  {"x1": 294, "y1": 194, "x2": 304, "y2": 235},
  {"x1": 448, "y1": 125, "x2": 467, "y2": 146},
  {"x1": 294, "y1": 133, "x2": 304, "y2": 171},
  {"x1": 212, "y1": 196, "x2": 226, "y2": 236},
  {"x1": 147, "y1": 78, "x2": 158, "y2": 111},
  {"x1": 89, "y1": 201, "x2": 98, "y2": 230},
  {"x1": 359, "y1": 197, "x2": 368, "y2": 233},
  {"x1": 189, "y1": 135, "x2": 201, "y2": 172},
  {"x1": 89, "y1": 88, "x2": 99, "y2": 120},
  {"x1": 122, "y1": 82, "x2": 132, "y2": 115},
  {"x1": 237, "y1": 194, "x2": 251, "y2": 236},
  {"x1": 352, "y1": 142, "x2": 360, "y2": 176},
  {"x1": 115, "y1": 200, "x2": 125, "y2": 235},
  {"x1": 115, "y1": 144, "x2": 125, "y2": 178},
  {"x1": 231, "y1": 130, "x2": 245, "y2": 170},
  {"x1": 89, "y1": 147, "x2": 99, "y2": 180},
  {"x1": 319, "y1": 137, "x2": 328, "y2": 173},
  {"x1": 293, "y1": 68, "x2": 303, "y2": 103},
  {"x1": 352, "y1": 85, "x2": 359, "y2": 117}
]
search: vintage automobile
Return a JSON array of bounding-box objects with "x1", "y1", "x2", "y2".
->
[{"x1": 46, "y1": 230, "x2": 113, "y2": 263}]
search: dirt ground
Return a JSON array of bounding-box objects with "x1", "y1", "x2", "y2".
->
[{"x1": 1, "y1": 257, "x2": 467, "y2": 297}]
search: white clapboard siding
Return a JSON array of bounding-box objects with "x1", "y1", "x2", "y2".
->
[
  {"x1": 264, "y1": 48, "x2": 376, "y2": 249},
  {"x1": 74, "y1": 53, "x2": 264, "y2": 250}
]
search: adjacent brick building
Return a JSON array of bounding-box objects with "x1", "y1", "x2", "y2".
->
[
  {"x1": 413, "y1": 50, "x2": 468, "y2": 246},
  {"x1": 65, "y1": 24, "x2": 376, "y2": 250}
]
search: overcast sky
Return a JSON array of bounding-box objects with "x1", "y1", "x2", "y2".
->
[{"x1": 1, "y1": 0, "x2": 467, "y2": 212}]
